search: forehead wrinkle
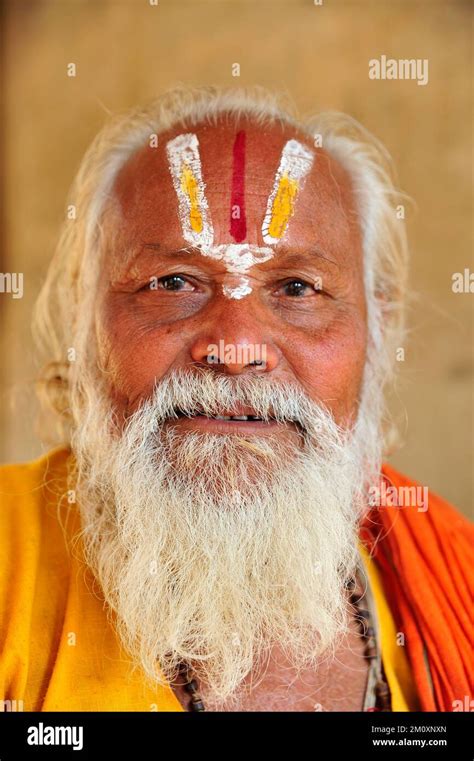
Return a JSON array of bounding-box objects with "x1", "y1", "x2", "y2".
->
[
  {"x1": 266, "y1": 249, "x2": 340, "y2": 272},
  {"x1": 314, "y1": 150, "x2": 357, "y2": 225},
  {"x1": 137, "y1": 244, "x2": 340, "y2": 277},
  {"x1": 113, "y1": 237, "x2": 342, "y2": 278},
  {"x1": 117, "y1": 244, "x2": 201, "y2": 278},
  {"x1": 107, "y1": 139, "x2": 358, "y2": 256}
]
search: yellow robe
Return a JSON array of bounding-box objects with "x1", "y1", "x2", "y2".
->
[{"x1": 0, "y1": 447, "x2": 419, "y2": 711}]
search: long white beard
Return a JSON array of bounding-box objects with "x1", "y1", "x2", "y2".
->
[{"x1": 72, "y1": 368, "x2": 382, "y2": 704}]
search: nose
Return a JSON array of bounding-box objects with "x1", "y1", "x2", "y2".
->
[{"x1": 189, "y1": 300, "x2": 280, "y2": 376}]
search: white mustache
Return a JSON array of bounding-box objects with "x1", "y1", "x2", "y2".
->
[{"x1": 129, "y1": 368, "x2": 345, "y2": 440}]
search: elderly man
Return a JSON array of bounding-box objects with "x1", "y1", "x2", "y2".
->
[{"x1": 0, "y1": 86, "x2": 471, "y2": 713}]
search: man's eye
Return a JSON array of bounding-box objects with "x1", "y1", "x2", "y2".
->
[
  {"x1": 145, "y1": 275, "x2": 194, "y2": 292},
  {"x1": 279, "y1": 279, "x2": 315, "y2": 297}
]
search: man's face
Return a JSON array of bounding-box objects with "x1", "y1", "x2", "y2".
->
[{"x1": 95, "y1": 116, "x2": 367, "y2": 437}]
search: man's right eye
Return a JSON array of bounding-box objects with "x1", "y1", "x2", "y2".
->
[{"x1": 142, "y1": 275, "x2": 195, "y2": 292}]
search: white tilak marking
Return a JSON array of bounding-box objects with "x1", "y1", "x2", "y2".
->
[
  {"x1": 201, "y1": 244, "x2": 274, "y2": 300},
  {"x1": 222, "y1": 276, "x2": 252, "y2": 300},
  {"x1": 262, "y1": 139, "x2": 314, "y2": 245},
  {"x1": 166, "y1": 133, "x2": 214, "y2": 249},
  {"x1": 207, "y1": 243, "x2": 274, "y2": 273}
]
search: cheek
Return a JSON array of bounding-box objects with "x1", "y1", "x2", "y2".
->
[
  {"x1": 287, "y1": 314, "x2": 367, "y2": 424},
  {"x1": 95, "y1": 298, "x2": 184, "y2": 410}
]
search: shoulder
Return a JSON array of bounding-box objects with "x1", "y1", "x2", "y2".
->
[
  {"x1": 368, "y1": 464, "x2": 472, "y2": 710},
  {"x1": 380, "y1": 462, "x2": 473, "y2": 543},
  {"x1": 362, "y1": 462, "x2": 473, "y2": 598},
  {"x1": 0, "y1": 446, "x2": 71, "y2": 510},
  {"x1": 0, "y1": 447, "x2": 73, "y2": 706},
  {"x1": 0, "y1": 446, "x2": 73, "y2": 581},
  {"x1": 364, "y1": 461, "x2": 473, "y2": 600}
]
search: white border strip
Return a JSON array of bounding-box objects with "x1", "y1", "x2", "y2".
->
[
  {"x1": 166, "y1": 133, "x2": 214, "y2": 249},
  {"x1": 262, "y1": 139, "x2": 314, "y2": 245}
]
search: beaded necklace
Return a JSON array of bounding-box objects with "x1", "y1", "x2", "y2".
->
[{"x1": 176, "y1": 559, "x2": 392, "y2": 712}]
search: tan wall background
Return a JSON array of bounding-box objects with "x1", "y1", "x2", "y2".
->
[{"x1": 1, "y1": 0, "x2": 472, "y2": 516}]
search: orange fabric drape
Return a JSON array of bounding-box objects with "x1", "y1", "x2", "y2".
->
[{"x1": 360, "y1": 464, "x2": 473, "y2": 711}]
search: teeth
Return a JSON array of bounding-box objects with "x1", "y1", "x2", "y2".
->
[
  {"x1": 212, "y1": 415, "x2": 263, "y2": 421},
  {"x1": 175, "y1": 410, "x2": 264, "y2": 422}
]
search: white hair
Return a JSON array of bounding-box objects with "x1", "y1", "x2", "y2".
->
[
  {"x1": 72, "y1": 366, "x2": 378, "y2": 704},
  {"x1": 33, "y1": 84, "x2": 409, "y2": 445}
]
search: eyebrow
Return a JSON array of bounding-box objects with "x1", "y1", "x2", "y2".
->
[
  {"x1": 141, "y1": 243, "x2": 339, "y2": 270},
  {"x1": 268, "y1": 249, "x2": 340, "y2": 271},
  {"x1": 142, "y1": 243, "x2": 192, "y2": 254}
]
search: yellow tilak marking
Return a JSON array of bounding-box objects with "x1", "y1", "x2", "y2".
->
[
  {"x1": 180, "y1": 163, "x2": 203, "y2": 234},
  {"x1": 267, "y1": 173, "x2": 299, "y2": 240}
]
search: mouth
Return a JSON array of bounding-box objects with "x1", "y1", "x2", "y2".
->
[
  {"x1": 195, "y1": 414, "x2": 263, "y2": 421},
  {"x1": 174, "y1": 411, "x2": 269, "y2": 423},
  {"x1": 167, "y1": 405, "x2": 303, "y2": 436}
]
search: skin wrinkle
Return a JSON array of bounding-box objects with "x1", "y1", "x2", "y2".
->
[
  {"x1": 318, "y1": 150, "x2": 352, "y2": 226},
  {"x1": 96, "y1": 117, "x2": 367, "y2": 434},
  {"x1": 111, "y1": 251, "x2": 344, "y2": 296}
]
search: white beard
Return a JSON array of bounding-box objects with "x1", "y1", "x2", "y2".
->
[{"x1": 71, "y1": 368, "x2": 382, "y2": 705}]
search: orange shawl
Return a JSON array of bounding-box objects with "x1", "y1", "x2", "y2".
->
[{"x1": 360, "y1": 463, "x2": 473, "y2": 711}]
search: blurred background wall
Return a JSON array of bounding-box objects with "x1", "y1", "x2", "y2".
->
[{"x1": 0, "y1": 0, "x2": 472, "y2": 516}]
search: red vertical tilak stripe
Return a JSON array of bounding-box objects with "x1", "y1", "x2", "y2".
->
[{"x1": 229, "y1": 130, "x2": 247, "y2": 243}]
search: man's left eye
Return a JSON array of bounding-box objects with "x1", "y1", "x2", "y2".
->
[
  {"x1": 143, "y1": 275, "x2": 195, "y2": 292},
  {"x1": 278, "y1": 279, "x2": 316, "y2": 297}
]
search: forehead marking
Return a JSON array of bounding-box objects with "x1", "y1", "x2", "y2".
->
[
  {"x1": 209, "y1": 243, "x2": 274, "y2": 273},
  {"x1": 166, "y1": 133, "x2": 214, "y2": 249},
  {"x1": 222, "y1": 275, "x2": 252, "y2": 300},
  {"x1": 208, "y1": 243, "x2": 274, "y2": 299},
  {"x1": 262, "y1": 139, "x2": 314, "y2": 245},
  {"x1": 165, "y1": 133, "x2": 312, "y2": 300},
  {"x1": 229, "y1": 130, "x2": 247, "y2": 243}
]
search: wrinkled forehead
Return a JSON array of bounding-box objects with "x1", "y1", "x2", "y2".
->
[{"x1": 107, "y1": 116, "x2": 362, "y2": 277}]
